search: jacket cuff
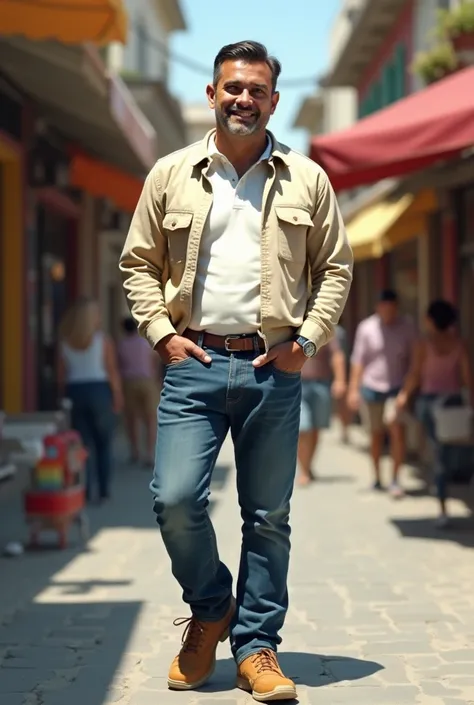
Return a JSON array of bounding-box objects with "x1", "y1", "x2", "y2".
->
[
  {"x1": 297, "y1": 320, "x2": 328, "y2": 350},
  {"x1": 145, "y1": 317, "x2": 177, "y2": 349}
]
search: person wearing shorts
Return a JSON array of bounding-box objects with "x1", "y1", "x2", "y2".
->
[
  {"x1": 348, "y1": 290, "x2": 417, "y2": 496},
  {"x1": 117, "y1": 317, "x2": 161, "y2": 467},
  {"x1": 297, "y1": 336, "x2": 347, "y2": 486}
]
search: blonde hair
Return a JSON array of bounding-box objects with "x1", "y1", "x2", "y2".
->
[{"x1": 59, "y1": 298, "x2": 100, "y2": 349}]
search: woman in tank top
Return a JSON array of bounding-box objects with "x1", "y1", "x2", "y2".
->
[
  {"x1": 397, "y1": 300, "x2": 473, "y2": 527},
  {"x1": 58, "y1": 298, "x2": 123, "y2": 503}
]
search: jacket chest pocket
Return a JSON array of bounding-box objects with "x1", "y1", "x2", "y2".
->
[
  {"x1": 275, "y1": 206, "x2": 313, "y2": 263},
  {"x1": 163, "y1": 211, "x2": 193, "y2": 263}
]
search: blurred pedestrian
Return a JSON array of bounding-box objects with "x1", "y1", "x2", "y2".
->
[
  {"x1": 397, "y1": 300, "x2": 473, "y2": 527},
  {"x1": 57, "y1": 298, "x2": 123, "y2": 503},
  {"x1": 117, "y1": 317, "x2": 161, "y2": 467},
  {"x1": 297, "y1": 336, "x2": 347, "y2": 485},
  {"x1": 347, "y1": 290, "x2": 416, "y2": 496},
  {"x1": 120, "y1": 41, "x2": 352, "y2": 700}
]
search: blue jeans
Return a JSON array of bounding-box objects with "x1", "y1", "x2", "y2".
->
[
  {"x1": 150, "y1": 345, "x2": 302, "y2": 665},
  {"x1": 67, "y1": 381, "x2": 115, "y2": 501}
]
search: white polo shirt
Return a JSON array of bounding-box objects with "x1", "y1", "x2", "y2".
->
[{"x1": 189, "y1": 136, "x2": 271, "y2": 335}]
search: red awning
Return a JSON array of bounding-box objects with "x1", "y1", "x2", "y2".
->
[{"x1": 310, "y1": 67, "x2": 474, "y2": 191}]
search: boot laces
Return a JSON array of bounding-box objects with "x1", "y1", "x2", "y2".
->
[
  {"x1": 173, "y1": 616, "x2": 206, "y2": 654},
  {"x1": 251, "y1": 649, "x2": 281, "y2": 675}
]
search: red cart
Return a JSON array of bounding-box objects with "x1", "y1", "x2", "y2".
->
[{"x1": 24, "y1": 430, "x2": 89, "y2": 549}]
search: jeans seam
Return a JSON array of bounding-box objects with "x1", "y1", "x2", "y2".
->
[{"x1": 205, "y1": 442, "x2": 222, "y2": 575}]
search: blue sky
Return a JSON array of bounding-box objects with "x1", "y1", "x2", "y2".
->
[{"x1": 169, "y1": 0, "x2": 339, "y2": 153}]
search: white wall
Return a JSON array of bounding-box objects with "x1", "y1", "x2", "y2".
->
[{"x1": 108, "y1": 0, "x2": 169, "y2": 82}]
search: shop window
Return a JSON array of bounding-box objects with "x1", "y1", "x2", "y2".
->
[
  {"x1": 0, "y1": 89, "x2": 22, "y2": 141},
  {"x1": 358, "y1": 42, "x2": 407, "y2": 118}
]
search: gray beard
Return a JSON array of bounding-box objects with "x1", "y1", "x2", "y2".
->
[{"x1": 216, "y1": 109, "x2": 261, "y2": 136}]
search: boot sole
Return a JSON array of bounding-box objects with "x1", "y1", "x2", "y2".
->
[
  {"x1": 236, "y1": 676, "x2": 297, "y2": 702},
  {"x1": 167, "y1": 626, "x2": 230, "y2": 690}
]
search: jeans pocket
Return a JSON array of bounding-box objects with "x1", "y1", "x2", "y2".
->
[
  {"x1": 270, "y1": 362, "x2": 301, "y2": 379},
  {"x1": 165, "y1": 356, "x2": 194, "y2": 370}
]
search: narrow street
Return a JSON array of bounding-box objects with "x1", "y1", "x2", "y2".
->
[{"x1": 1, "y1": 428, "x2": 474, "y2": 705}]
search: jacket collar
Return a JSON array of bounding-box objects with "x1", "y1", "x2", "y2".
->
[{"x1": 189, "y1": 129, "x2": 291, "y2": 168}]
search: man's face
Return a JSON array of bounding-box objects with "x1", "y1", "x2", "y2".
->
[
  {"x1": 207, "y1": 59, "x2": 279, "y2": 137},
  {"x1": 376, "y1": 301, "x2": 398, "y2": 325}
]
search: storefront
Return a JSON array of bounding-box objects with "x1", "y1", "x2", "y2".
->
[
  {"x1": 0, "y1": 82, "x2": 24, "y2": 414},
  {"x1": 30, "y1": 134, "x2": 81, "y2": 410},
  {"x1": 458, "y1": 184, "x2": 474, "y2": 360}
]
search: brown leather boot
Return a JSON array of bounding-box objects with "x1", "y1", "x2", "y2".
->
[
  {"x1": 237, "y1": 649, "x2": 297, "y2": 702},
  {"x1": 167, "y1": 599, "x2": 235, "y2": 690}
]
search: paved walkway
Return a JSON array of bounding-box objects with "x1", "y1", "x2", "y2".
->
[{"x1": 1, "y1": 425, "x2": 474, "y2": 705}]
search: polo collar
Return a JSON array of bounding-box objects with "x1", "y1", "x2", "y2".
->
[{"x1": 189, "y1": 129, "x2": 291, "y2": 167}]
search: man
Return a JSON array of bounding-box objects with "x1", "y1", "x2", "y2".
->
[
  {"x1": 117, "y1": 317, "x2": 161, "y2": 467},
  {"x1": 348, "y1": 290, "x2": 417, "y2": 497},
  {"x1": 120, "y1": 41, "x2": 352, "y2": 702},
  {"x1": 297, "y1": 335, "x2": 347, "y2": 485}
]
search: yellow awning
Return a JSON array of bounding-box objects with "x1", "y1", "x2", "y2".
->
[
  {"x1": 347, "y1": 189, "x2": 438, "y2": 262},
  {"x1": 0, "y1": 0, "x2": 128, "y2": 45}
]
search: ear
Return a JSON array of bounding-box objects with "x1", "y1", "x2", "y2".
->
[
  {"x1": 270, "y1": 91, "x2": 280, "y2": 116},
  {"x1": 206, "y1": 83, "x2": 216, "y2": 109}
]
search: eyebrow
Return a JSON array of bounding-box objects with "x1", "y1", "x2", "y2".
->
[{"x1": 223, "y1": 81, "x2": 269, "y2": 91}]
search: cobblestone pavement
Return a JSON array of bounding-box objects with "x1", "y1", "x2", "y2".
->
[{"x1": 1, "y1": 425, "x2": 474, "y2": 705}]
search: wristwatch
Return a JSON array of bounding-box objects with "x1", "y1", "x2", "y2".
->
[{"x1": 295, "y1": 335, "x2": 317, "y2": 358}]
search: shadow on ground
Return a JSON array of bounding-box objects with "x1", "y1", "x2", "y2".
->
[
  {"x1": 0, "y1": 600, "x2": 142, "y2": 704},
  {"x1": 200, "y1": 653, "x2": 383, "y2": 693},
  {"x1": 313, "y1": 474, "x2": 355, "y2": 485},
  {"x1": 0, "y1": 447, "x2": 231, "y2": 617},
  {"x1": 391, "y1": 515, "x2": 474, "y2": 547}
]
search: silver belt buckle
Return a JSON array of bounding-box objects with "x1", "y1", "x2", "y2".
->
[{"x1": 224, "y1": 335, "x2": 242, "y2": 351}]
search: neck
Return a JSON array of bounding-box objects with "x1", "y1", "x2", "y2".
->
[{"x1": 214, "y1": 129, "x2": 268, "y2": 177}]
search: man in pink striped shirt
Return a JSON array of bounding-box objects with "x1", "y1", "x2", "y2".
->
[{"x1": 348, "y1": 290, "x2": 417, "y2": 496}]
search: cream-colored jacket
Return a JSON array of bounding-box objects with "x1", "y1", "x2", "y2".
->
[{"x1": 119, "y1": 130, "x2": 353, "y2": 351}]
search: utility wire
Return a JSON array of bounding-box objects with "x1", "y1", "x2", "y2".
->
[{"x1": 134, "y1": 23, "x2": 318, "y2": 88}]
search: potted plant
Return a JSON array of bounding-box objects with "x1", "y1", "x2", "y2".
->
[
  {"x1": 411, "y1": 42, "x2": 459, "y2": 85},
  {"x1": 438, "y1": 2, "x2": 474, "y2": 63}
]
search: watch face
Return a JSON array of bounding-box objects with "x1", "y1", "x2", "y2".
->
[{"x1": 303, "y1": 340, "x2": 317, "y2": 357}]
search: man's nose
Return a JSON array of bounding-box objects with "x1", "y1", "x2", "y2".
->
[{"x1": 237, "y1": 90, "x2": 253, "y2": 107}]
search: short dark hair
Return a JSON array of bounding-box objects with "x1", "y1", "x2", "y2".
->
[
  {"x1": 122, "y1": 317, "x2": 137, "y2": 334},
  {"x1": 213, "y1": 41, "x2": 281, "y2": 92},
  {"x1": 378, "y1": 289, "x2": 398, "y2": 303},
  {"x1": 427, "y1": 299, "x2": 458, "y2": 331}
]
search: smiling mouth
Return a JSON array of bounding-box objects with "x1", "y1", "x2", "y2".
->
[{"x1": 231, "y1": 113, "x2": 257, "y2": 122}]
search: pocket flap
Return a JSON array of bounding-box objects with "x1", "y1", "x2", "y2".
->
[
  {"x1": 163, "y1": 211, "x2": 193, "y2": 231},
  {"x1": 275, "y1": 206, "x2": 313, "y2": 227}
]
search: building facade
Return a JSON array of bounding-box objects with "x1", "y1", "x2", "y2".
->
[
  {"x1": 314, "y1": 0, "x2": 473, "y2": 345},
  {"x1": 0, "y1": 2, "x2": 185, "y2": 412}
]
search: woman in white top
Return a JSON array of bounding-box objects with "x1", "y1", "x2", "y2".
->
[{"x1": 58, "y1": 298, "x2": 123, "y2": 503}]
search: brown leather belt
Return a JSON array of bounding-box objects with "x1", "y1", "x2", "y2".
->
[{"x1": 183, "y1": 328, "x2": 265, "y2": 352}]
